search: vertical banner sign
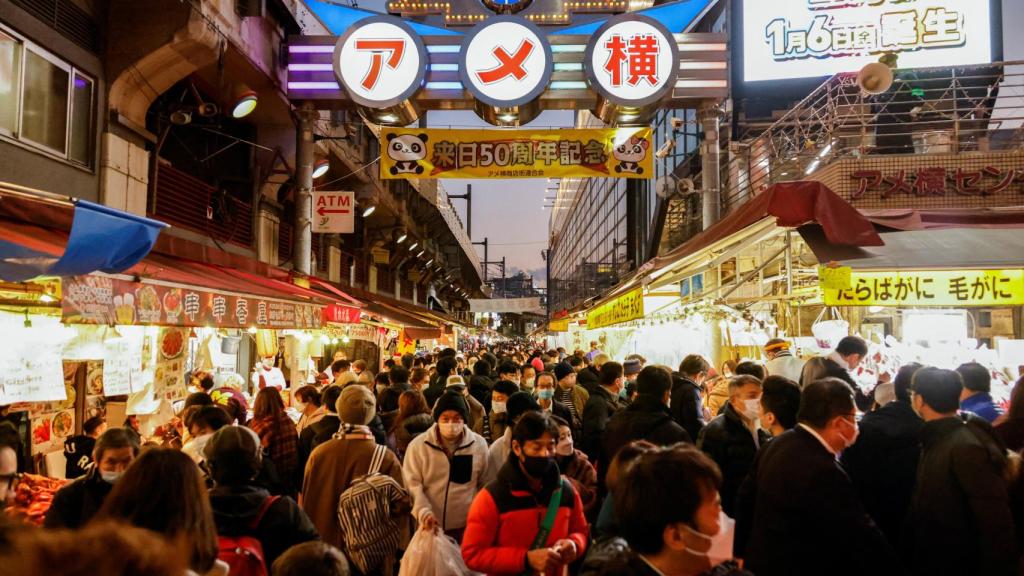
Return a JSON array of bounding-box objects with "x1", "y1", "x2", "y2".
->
[
  {"x1": 821, "y1": 269, "x2": 1024, "y2": 307},
  {"x1": 312, "y1": 191, "x2": 355, "y2": 234},
  {"x1": 381, "y1": 127, "x2": 653, "y2": 179},
  {"x1": 587, "y1": 287, "x2": 645, "y2": 329}
]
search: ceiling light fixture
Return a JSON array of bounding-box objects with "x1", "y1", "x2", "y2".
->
[
  {"x1": 312, "y1": 157, "x2": 330, "y2": 179},
  {"x1": 230, "y1": 84, "x2": 258, "y2": 119}
]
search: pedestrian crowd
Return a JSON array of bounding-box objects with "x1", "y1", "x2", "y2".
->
[{"x1": 1, "y1": 335, "x2": 1023, "y2": 576}]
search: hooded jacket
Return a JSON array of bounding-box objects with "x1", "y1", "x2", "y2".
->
[
  {"x1": 403, "y1": 423, "x2": 492, "y2": 531},
  {"x1": 671, "y1": 374, "x2": 707, "y2": 441},
  {"x1": 602, "y1": 395, "x2": 692, "y2": 467},
  {"x1": 208, "y1": 484, "x2": 318, "y2": 569},
  {"x1": 462, "y1": 457, "x2": 589, "y2": 575}
]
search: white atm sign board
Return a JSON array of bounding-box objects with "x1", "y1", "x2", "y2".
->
[{"x1": 313, "y1": 191, "x2": 355, "y2": 234}]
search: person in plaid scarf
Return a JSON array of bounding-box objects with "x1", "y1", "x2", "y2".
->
[{"x1": 248, "y1": 387, "x2": 299, "y2": 495}]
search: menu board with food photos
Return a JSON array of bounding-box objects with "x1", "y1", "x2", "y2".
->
[
  {"x1": 28, "y1": 362, "x2": 79, "y2": 455},
  {"x1": 62, "y1": 276, "x2": 323, "y2": 329},
  {"x1": 155, "y1": 328, "x2": 188, "y2": 402}
]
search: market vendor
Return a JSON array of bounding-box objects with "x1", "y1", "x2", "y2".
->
[
  {"x1": 44, "y1": 428, "x2": 140, "y2": 529},
  {"x1": 252, "y1": 355, "x2": 286, "y2": 390}
]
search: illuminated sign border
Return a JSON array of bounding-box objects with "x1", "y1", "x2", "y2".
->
[
  {"x1": 333, "y1": 15, "x2": 429, "y2": 108},
  {"x1": 584, "y1": 13, "x2": 681, "y2": 108},
  {"x1": 458, "y1": 15, "x2": 554, "y2": 108}
]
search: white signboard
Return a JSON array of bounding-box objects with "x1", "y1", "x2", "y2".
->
[
  {"x1": 334, "y1": 16, "x2": 427, "y2": 107},
  {"x1": 103, "y1": 327, "x2": 146, "y2": 396},
  {"x1": 469, "y1": 297, "x2": 544, "y2": 314},
  {"x1": 741, "y1": 0, "x2": 993, "y2": 83},
  {"x1": 586, "y1": 15, "x2": 680, "y2": 106},
  {"x1": 0, "y1": 315, "x2": 66, "y2": 405},
  {"x1": 460, "y1": 16, "x2": 553, "y2": 107},
  {"x1": 313, "y1": 191, "x2": 355, "y2": 234}
]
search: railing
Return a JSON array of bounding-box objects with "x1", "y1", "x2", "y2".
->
[{"x1": 152, "y1": 164, "x2": 253, "y2": 249}]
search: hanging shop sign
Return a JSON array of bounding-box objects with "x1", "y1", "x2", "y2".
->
[
  {"x1": 312, "y1": 191, "x2": 355, "y2": 234},
  {"x1": 322, "y1": 304, "x2": 362, "y2": 324},
  {"x1": 334, "y1": 16, "x2": 428, "y2": 108},
  {"x1": 821, "y1": 269, "x2": 1024, "y2": 307},
  {"x1": 468, "y1": 297, "x2": 544, "y2": 314},
  {"x1": 62, "y1": 276, "x2": 323, "y2": 329},
  {"x1": 585, "y1": 14, "x2": 681, "y2": 107},
  {"x1": 587, "y1": 286, "x2": 645, "y2": 329},
  {"x1": 549, "y1": 318, "x2": 570, "y2": 332},
  {"x1": 380, "y1": 127, "x2": 653, "y2": 179},
  {"x1": 741, "y1": 0, "x2": 994, "y2": 83},
  {"x1": 460, "y1": 16, "x2": 553, "y2": 107}
]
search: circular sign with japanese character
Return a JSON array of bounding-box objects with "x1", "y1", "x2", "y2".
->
[
  {"x1": 459, "y1": 16, "x2": 553, "y2": 108},
  {"x1": 334, "y1": 16, "x2": 428, "y2": 108},
  {"x1": 585, "y1": 14, "x2": 680, "y2": 107}
]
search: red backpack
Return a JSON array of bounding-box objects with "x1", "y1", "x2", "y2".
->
[{"x1": 217, "y1": 496, "x2": 279, "y2": 576}]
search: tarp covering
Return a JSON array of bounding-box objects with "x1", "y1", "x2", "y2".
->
[{"x1": 0, "y1": 200, "x2": 166, "y2": 282}]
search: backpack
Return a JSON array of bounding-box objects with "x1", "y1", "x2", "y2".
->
[
  {"x1": 217, "y1": 496, "x2": 279, "y2": 576},
  {"x1": 337, "y1": 444, "x2": 408, "y2": 574}
]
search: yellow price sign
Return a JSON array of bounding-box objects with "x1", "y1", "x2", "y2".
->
[
  {"x1": 587, "y1": 287, "x2": 645, "y2": 329},
  {"x1": 549, "y1": 319, "x2": 570, "y2": 333},
  {"x1": 821, "y1": 269, "x2": 1024, "y2": 307},
  {"x1": 818, "y1": 265, "x2": 852, "y2": 290}
]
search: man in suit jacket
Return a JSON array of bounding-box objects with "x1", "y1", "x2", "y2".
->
[{"x1": 737, "y1": 377, "x2": 898, "y2": 576}]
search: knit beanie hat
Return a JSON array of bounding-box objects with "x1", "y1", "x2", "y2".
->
[
  {"x1": 433, "y1": 391, "x2": 469, "y2": 422},
  {"x1": 554, "y1": 362, "x2": 574, "y2": 382},
  {"x1": 336, "y1": 384, "x2": 376, "y2": 426},
  {"x1": 506, "y1": 390, "x2": 541, "y2": 423}
]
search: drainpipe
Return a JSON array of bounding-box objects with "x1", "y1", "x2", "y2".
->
[
  {"x1": 295, "y1": 102, "x2": 316, "y2": 276},
  {"x1": 700, "y1": 103, "x2": 723, "y2": 230}
]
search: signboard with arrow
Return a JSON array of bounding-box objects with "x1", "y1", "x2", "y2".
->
[{"x1": 312, "y1": 191, "x2": 355, "y2": 234}]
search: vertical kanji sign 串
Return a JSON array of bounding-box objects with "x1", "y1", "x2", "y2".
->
[
  {"x1": 334, "y1": 16, "x2": 428, "y2": 108},
  {"x1": 586, "y1": 14, "x2": 680, "y2": 107},
  {"x1": 459, "y1": 16, "x2": 553, "y2": 108},
  {"x1": 312, "y1": 191, "x2": 355, "y2": 234}
]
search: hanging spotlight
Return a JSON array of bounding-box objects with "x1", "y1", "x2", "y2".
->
[
  {"x1": 395, "y1": 228, "x2": 408, "y2": 244},
  {"x1": 230, "y1": 84, "x2": 258, "y2": 118},
  {"x1": 360, "y1": 197, "x2": 377, "y2": 217},
  {"x1": 312, "y1": 157, "x2": 330, "y2": 179},
  {"x1": 169, "y1": 108, "x2": 192, "y2": 126}
]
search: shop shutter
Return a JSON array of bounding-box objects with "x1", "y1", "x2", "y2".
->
[{"x1": 12, "y1": 0, "x2": 98, "y2": 52}]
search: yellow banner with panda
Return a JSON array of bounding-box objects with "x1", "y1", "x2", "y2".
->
[{"x1": 379, "y1": 127, "x2": 654, "y2": 180}]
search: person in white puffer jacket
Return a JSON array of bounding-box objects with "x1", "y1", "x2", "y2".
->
[{"x1": 403, "y1": 390, "x2": 492, "y2": 541}]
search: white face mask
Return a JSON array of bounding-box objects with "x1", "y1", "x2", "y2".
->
[
  {"x1": 100, "y1": 470, "x2": 123, "y2": 484},
  {"x1": 438, "y1": 422, "x2": 464, "y2": 439},
  {"x1": 838, "y1": 418, "x2": 859, "y2": 450},
  {"x1": 523, "y1": 378, "x2": 535, "y2": 390},
  {"x1": 741, "y1": 398, "x2": 762, "y2": 421},
  {"x1": 556, "y1": 437, "x2": 574, "y2": 456},
  {"x1": 682, "y1": 511, "x2": 735, "y2": 567},
  {"x1": 491, "y1": 401, "x2": 507, "y2": 414}
]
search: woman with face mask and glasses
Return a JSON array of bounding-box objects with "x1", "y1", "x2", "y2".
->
[{"x1": 463, "y1": 411, "x2": 589, "y2": 576}]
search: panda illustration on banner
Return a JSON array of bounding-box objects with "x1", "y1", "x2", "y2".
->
[
  {"x1": 386, "y1": 133, "x2": 428, "y2": 175},
  {"x1": 613, "y1": 136, "x2": 649, "y2": 175}
]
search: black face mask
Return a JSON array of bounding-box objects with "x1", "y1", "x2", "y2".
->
[{"x1": 521, "y1": 455, "x2": 555, "y2": 479}]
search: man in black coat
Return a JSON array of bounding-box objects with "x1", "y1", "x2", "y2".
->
[
  {"x1": 697, "y1": 375, "x2": 769, "y2": 516},
  {"x1": 802, "y1": 336, "x2": 872, "y2": 410},
  {"x1": 841, "y1": 363, "x2": 923, "y2": 545},
  {"x1": 206, "y1": 425, "x2": 319, "y2": 571},
  {"x1": 603, "y1": 366, "x2": 692, "y2": 473},
  {"x1": 904, "y1": 367, "x2": 1017, "y2": 576},
  {"x1": 581, "y1": 361, "x2": 624, "y2": 464},
  {"x1": 45, "y1": 428, "x2": 139, "y2": 529},
  {"x1": 738, "y1": 377, "x2": 897, "y2": 576},
  {"x1": 671, "y1": 354, "x2": 710, "y2": 440}
]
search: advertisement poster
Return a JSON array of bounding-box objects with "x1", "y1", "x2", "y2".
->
[
  {"x1": 587, "y1": 287, "x2": 645, "y2": 330},
  {"x1": 380, "y1": 127, "x2": 654, "y2": 180}
]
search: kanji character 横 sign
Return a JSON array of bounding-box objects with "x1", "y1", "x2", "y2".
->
[
  {"x1": 334, "y1": 17, "x2": 427, "y2": 107},
  {"x1": 586, "y1": 14, "x2": 679, "y2": 107},
  {"x1": 821, "y1": 269, "x2": 1024, "y2": 307},
  {"x1": 460, "y1": 16, "x2": 552, "y2": 107}
]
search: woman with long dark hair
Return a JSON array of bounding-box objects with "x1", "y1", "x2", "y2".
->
[
  {"x1": 249, "y1": 387, "x2": 299, "y2": 491},
  {"x1": 95, "y1": 448, "x2": 222, "y2": 575}
]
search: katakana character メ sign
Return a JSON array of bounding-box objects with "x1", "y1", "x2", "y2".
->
[
  {"x1": 586, "y1": 14, "x2": 679, "y2": 107},
  {"x1": 460, "y1": 16, "x2": 552, "y2": 107},
  {"x1": 334, "y1": 17, "x2": 427, "y2": 108}
]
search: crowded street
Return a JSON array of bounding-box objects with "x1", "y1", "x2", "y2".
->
[{"x1": 1, "y1": 0, "x2": 1023, "y2": 575}]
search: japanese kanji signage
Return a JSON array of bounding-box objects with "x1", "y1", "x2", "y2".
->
[
  {"x1": 380, "y1": 127, "x2": 653, "y2": 179},
  {"x1": 821, "y1": 269, "x2": 1024, "y2": 307},
  {"x1": 322, "y1": 304, "x2": 362, "y2": 324},
  {"x1": 334, "y1": 16, "x2": 428, "y2": 107},
  {"x1": 460, "y1": 16, "x2": 552, "y2": 107},
  {"x1": 62, "y1": 276, "x2": 323, "y2": 329},
  {"x1": 588, "y1": 287, "x2": 645, "y2": 329},
  {"x1": 741, "y1": 0, "x2": 994, "y2": 83},
  {"x1": 312, "y1": 191, "x2": 355, "y2": 234},
  {"x1": 586, "y1": 14, "x2": 680, "y2": 107}
]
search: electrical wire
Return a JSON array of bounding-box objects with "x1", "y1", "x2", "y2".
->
[{"x1": 314, "y1": 156, "x2": 381, "y2": 189}]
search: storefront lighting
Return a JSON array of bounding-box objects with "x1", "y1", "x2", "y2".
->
[
  {"x1": 416, "y1": 250, "x2": 425, "y2": 257},
  {"x1": 321, "y1": 333, "x2": 331, "y2": 343},
  {"x1": 360, "y1": 198, "x2": 377, "y2": 217},
  {"x1": 312, "y1": 157, "x2": 330, "y2": 179},
  {"x1": 247, "y1": 326, "x2": 258, "y2": 334},
  {"x1": 395, "y1": 229, "x2": 408, "y2": 243},
  {"x1": 103, "y1": 325, "x2": 123, "y2": 342},
  {"x1": 230, "y1": 84, "x2": 258, "y2": 119},
  {"x1": 331, "y1": 337, "x2": 339, "y2": 344},
  {"x1": 39, "y1": 293, "x2": 55, "y2": 303},
  {"x1": 804, "y1": 159, "x2": 821, "y2": 175},
  {"x1": 377, "y1": 113, "x2": 399, "y2": 123},
  {"x1": 342, "y1": 334, "x2": 351, "y2": 343},
  {"x1": 408, "y1": 241, "x2": 419, "y2": 251},
  {"x1": 425, "y1": 258, "x2": 434, "y2": 266}
]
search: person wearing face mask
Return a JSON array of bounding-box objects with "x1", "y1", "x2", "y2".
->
[
  {"x1": 520, "y1": 365, "x2": 536, "y2": 394},
  {"x1": 552, "y1": 416, "x2": 598, "y2": 516},
  {"x1": 445, "y1": 375, "x2": 489, "y2": 440},
  {"x1": 462, "y1": 412, "x2": 589, "y2": 576},
  {"x1": 534, "y1": 372, "x2": 576, "y2": 435},
  {"x1": 45, "y1": 427, "x2": 140, "y2": 529},
  {"x1": 582, "y1": 361, "x2": 625, "y2": 466},
  {"x1": 489, "y1": 379, "x2": 520, "y2": 444},
  {"x1": 252, "y1": 354, "x2": 287, "y2": 391},
  {"x1": 738, "y1": 378, "x2": 897, "y2": 576},
  {"x1": 905, "y1": 367, "x2": 1017, "y2": 576},
  {"x1": 672, "y1": 355, "x2": 711, "y2": 441},
  {"x1": 404, "y1": 391, "x2": 491, "y2": 541},
  {"x1": 292, "y1": 385, "x2": 327, "y2": 435},
  {"x1": 580, "y1": 444, "x2": 750, "y2": 576},
  {"x1": 696, "y1": 375, "x2": 768, "y2": 518}
]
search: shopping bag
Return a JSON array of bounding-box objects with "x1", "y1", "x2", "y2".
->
[
  {"x1": 811, "y1": 307, "x2": 848, "y2": 350},
  {"x1": 399, "y1": 529, "x2": 479, "y2": 576}
]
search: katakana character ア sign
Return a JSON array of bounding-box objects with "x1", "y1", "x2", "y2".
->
[
  {"x1": 334, "y1": 17, "x2": 427, "y2": 108},
  {"x1": 587, "y1": 14, "x2": 679, "y2": 107},
  {"x1": 460, "y1": 16, "x2": 552, "y2": 107}
]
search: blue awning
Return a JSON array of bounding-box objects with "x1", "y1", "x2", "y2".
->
[
  {"x1": 0, "y1": 200, "x2": 167, "y2": 282},
  {"x1": 559, "y1": 0, "x2": 718, "y2": 34},
  {"x1": 305, "y1": 0, "x2": 461, "y2": 36}
]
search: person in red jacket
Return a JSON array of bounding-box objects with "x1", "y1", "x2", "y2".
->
[{"x1": 462, "y1": 411, "x2": 589, "y2": 575}]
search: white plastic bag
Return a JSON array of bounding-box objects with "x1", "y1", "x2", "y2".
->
[
  {"x1": 811, "y1": 307, "x2": 849, "y2": 350},
  {"x1": 399, "y1": 529, "x2": 479, "y2": 576}
]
